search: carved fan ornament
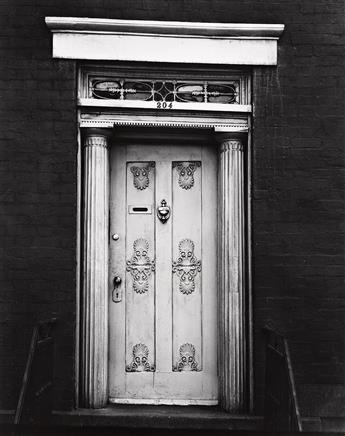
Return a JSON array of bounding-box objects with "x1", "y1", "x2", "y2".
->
[
  {"x1": 130, "y1": 162, "x2": 155, "y2": 190},
  {"x1": 126, "y1": 343, "x2": 155, "y2": 372},
  {"x1": 173, "y1": 161, "x2": 201, "y2": 190},
  {"x1": 172, "y1": 239, "x2": 201, "y2": 295},
  {"x1": 173, "y1": 343, "x2": 199, "y2": 372},
  {"x1": 126, "y1": 238, "x2": 155, "y2": 294}
]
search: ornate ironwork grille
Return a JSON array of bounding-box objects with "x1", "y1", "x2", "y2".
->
[{"x1": 88, "y1": 78, "x2": 240, "y2": 105}]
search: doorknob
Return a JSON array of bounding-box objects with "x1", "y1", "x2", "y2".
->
[
  {"x1": 112, "y1": 276, "x2": 122, "y2": 303},
  {"x1": 157, "y1": 199, "x2": 171, "y2": 223},
  {"x1": 114, "y1": 276, "x2": 122, "y2": 286}
]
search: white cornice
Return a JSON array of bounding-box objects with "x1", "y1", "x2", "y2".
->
[
  {"x1": 79, "y1": 111, "x2": 249, "y2": 131},
  {"x1": 45, "y1": 17, "x2": 284, "y2": 65},
  {"x1": 45, "y1": 17, "x2": 284, "y2": 39}
]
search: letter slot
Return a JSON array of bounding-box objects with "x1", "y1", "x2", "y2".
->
[{"x1": 128, "y1": 205, "x2": 152, "y2": 214}]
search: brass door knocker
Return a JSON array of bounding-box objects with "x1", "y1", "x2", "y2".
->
[{"x1": 157, "y1": 199, "x2": 171, "y2": 223}]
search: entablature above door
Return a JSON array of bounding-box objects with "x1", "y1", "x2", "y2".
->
[
  {"x1": 79, "y1": 109, "x2": 249, "y2": 132},
  {"x1": 45, "y1": 17, "x2": 284, "y2": 65}
]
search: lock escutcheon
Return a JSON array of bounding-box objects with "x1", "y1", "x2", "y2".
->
[{"x1": 112, "y1": 276, "x2": 122, "y2": 303}]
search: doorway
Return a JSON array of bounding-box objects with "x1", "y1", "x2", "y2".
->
[
  {"x1": 108, "y1": 133, "x2": 218, "y2": 405},
  {"x1": 80, "y1": 122, "x2": 249, "y2": 411}
]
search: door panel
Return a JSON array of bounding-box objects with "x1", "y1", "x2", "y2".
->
[
  {"x1": 125, "y1": 162, "x2": 156, "y2": 373},
  {"x1": 172, "y1": 161, "x2": 202, "y2": 372},
  {"x1": 109, "y1": 141, "x2": 218, "y2": 404}
]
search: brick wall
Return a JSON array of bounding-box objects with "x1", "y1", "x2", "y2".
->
[
  {"x1": 0, "y1": 2, "x2": 78, "y2": 409},
  {"x1": 0, "y1": 0, "x2": 343, "y2": 415}
]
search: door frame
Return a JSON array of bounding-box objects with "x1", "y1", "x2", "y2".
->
[{"x1": 77, "y1": 110, "x2": 252, "y2": 412}]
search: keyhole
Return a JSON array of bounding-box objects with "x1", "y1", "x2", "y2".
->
[{"x1": 112, "y1": 276, "x2": 122, "y2": 303}]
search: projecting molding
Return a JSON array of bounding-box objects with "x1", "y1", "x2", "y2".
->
[{"x1": 45, "y1": 17, "x2": 284, "y2": 65}]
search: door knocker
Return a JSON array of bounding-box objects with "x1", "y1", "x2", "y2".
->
[{"x1": 157, "y1": 199, "x2": 171, "y2": 223}]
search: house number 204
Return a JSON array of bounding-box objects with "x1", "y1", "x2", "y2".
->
[{"x1": 156, "y1": 102, "x2": 173, "y2": 109}]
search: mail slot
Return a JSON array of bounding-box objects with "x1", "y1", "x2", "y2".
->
[{"x1": 128, "y1": 205, "x2": 152, "y2": 214}]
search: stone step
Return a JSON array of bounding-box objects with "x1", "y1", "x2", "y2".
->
[{"x1": 52, "y1": 405, "x2": 263, "y2": 431}]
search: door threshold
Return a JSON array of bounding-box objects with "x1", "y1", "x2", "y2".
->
[
  {"x1": 53, "y1": 405, "x2": 263, "y2": 431},
  {"x1": 110, "y1": 398, "x2": 218, "y2": 406}
]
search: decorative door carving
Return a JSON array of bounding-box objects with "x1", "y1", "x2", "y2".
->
[
  {"x1": 126, "y1": 343, "x2": 156, "y2": 372},
  {"x1": 172, "y1": 239, "x2": 202, "y2": 295},
  {"x1": 173, "y1": 343, "x2": 199, "y2": 372},
  {"x1": 109, "y1": 141, "x2": 218, "y2": 404},
  {"x1": 126, "y1": 238, "x2": 155, "y2": 294},
  {"x1": 130, "y1": 162, "x2": 155, "y2": 190},
  {"x1": 173, "y1": 161, "x2": 201, "y2": 190}
]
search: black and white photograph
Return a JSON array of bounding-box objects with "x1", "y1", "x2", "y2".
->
[{"x1": 0, "y1": 1, "x2": 344, "y2": 435}]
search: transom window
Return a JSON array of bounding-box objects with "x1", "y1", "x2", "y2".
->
[
  {"x1": 90, "y1": 78, "x2": 240, "y2": 104},
  {"x1": 79, "y1": 66, "x2": 251, "y2": 113}
]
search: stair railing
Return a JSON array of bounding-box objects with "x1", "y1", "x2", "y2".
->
[
  {"x1": 263, "y1": 325, "x2": 303, "y2": 432},
  {"x1": 14, "y1": 318, "x2": 57, "y2": 426}
]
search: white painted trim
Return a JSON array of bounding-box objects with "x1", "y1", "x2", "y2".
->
[
  {"x1": 247, "y1": 116, "x2": 254, "y2": 413},
  {"x1": 78, "y1": 98, "x2": 252, "y2": 113},
  {"x1": 50, "y1": 34, "x2": 277, "y2": 65},
  {"x1": 46, "y1": 17, "x2": 284, "y2": 38},
  {"x1": 45, "y1": 17, "x2": 284, "y2": 65},
  {"x1": 81, "y1": 131, "x2": 110, "y2": 408},
  {"x1": 75, "y1": 119, "x2": 82, "y2": 408},
  {"x1": 79, "y1": 118, "x2": 248, "y2": 131},
  {"x1": 217, "y1": 136, "x2": 246, "y2": 412},
  {"x1": 109, "y1": 398, "x2": 218, "y2": 406}
]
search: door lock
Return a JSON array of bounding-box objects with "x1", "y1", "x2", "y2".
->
[
  {"x1": 157, "y1": 199, "x2": 171, "y2": 223},
  {"x1": 112, "y1": 276, "x2": 122, "y2": 303}
]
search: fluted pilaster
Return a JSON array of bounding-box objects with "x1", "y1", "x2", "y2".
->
[
  {"x1": 218, "y1": 137, "x2": 246, "y2": 412},
  {"x1": 82, "y1": 129, "x2": 110, "y2": 408}
]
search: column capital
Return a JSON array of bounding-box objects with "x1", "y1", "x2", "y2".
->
[
  {"x1": 215, "y1": 132, "x2": 245, "y2": 152},
  {"x1": 83, "y1": 128, "x2": 112, "y2": 148},
  {"x1": 219, "y1": 139, "x2": 244, "y2": 153}
]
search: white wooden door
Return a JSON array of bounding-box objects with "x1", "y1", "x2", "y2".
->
[{"x1": 109, "y1": 140, "x2": 218, "y2": 405}]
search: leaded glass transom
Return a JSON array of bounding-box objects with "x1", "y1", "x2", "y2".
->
[
  {"x1": 79, "y1": 66, "x2": 251, "y2": 113},
  {"x1": 89, "y1": 79, "x2": 240, "y2": 105}
]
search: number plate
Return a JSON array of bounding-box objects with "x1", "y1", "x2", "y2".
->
[{"x1": 156, "y1": 102, "x2": 173, "y2": 109}]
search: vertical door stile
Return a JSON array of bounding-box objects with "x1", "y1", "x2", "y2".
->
[
  {"x1": 201, "y1": 144, "x2": 218, "y2": 396},
  {"x1": 109, "y1": 143, "x2": 127, "y2": 398},
  {"x1": 155, "y1": 160, "x2": 173, "y2": 374}
]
